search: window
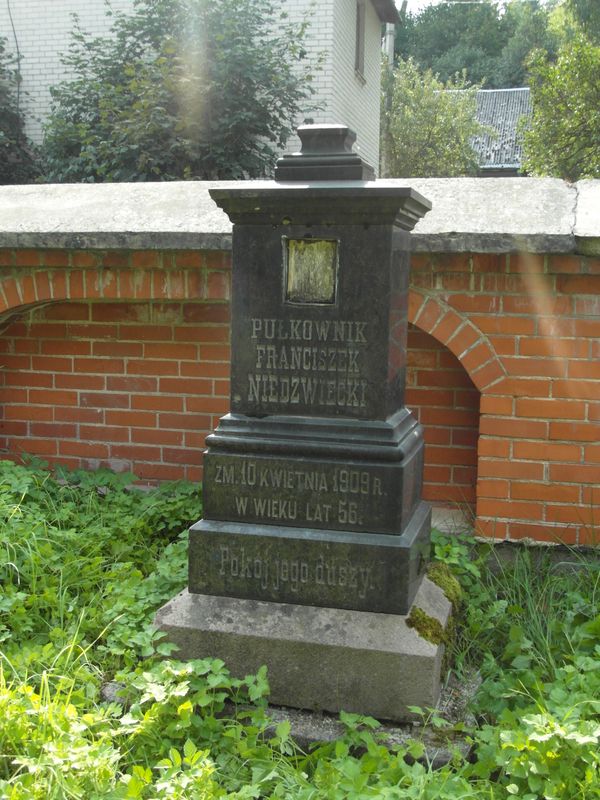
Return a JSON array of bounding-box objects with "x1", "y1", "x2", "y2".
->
[{"x1": 355, "y1": 1, "x2": 365, "y2": 78}]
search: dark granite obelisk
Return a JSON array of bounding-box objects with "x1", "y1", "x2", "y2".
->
[{"x1": 156, "y1": 125, "x2": 451, "y2": 721}]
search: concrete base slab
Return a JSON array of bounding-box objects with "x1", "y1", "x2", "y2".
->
[{"x1": 154, "y1": 577, "x2": 451, "y2": 722}]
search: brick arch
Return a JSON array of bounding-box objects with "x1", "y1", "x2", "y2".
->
[
  {"x1": 0, "y1": 263, "x2": 225, "y2": 315},
  {"x1": 408, "y1": 290, "x2": 506, "y2": 392}
]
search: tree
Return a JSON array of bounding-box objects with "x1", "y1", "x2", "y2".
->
[
  {"x1": 523, "y1": 35, "x2": 600, "y2": 181},
  {"x1": 0, "y1": 36, "x2": 38, "y2": 184},
  {"x1": 43, "y1": 0, "x2": 315, "y2": 182},
  {"x1": 381, "y1": 58, "x2": 484, "y2": 178},
  {"x1": 521, "y1": 35, "x2": 600, "y2": 180},
  {"x1": 394, "y1": 0, "x2": 556, "y2": 89}
]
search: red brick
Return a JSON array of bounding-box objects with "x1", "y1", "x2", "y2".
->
[
  {"x1": 41, "y1": 340, "x2": 90, "y2": 356},
  {"x1": 511, "y1": 482, "x2": 580, "y2": 503},
  {"x1": 547, "y1": 255, "x2": 582, "y2": 274},
  {"x1": 569, "y1": 361, "x2": 600, "y2": 380},
  {"x1": 106, "y1": 376, "x2": 158, "y2": 392},
  {"x1": 31, "y1": 356, "x2": 73, "y2": 373},
  {"x1": 516, "y1": 398, "x2": 586, "y2": 420},
  {"x1": 159, "y1": 377, "x2": 212, "y2": 394},
  {"x1": 3, "y1": 279, "x2": 22, "y2": 308},
  {"x1": 68, "y1": 323, "x2": 119, "y2": 339},
  {"x1": 14, "y1": 249, "x2": 41, "y2": 267},
  {"x1": 112, "y1": 444, "x2": 161, "y2": 461},
  {"x1": 478, "y1": 499, "x2": 544, "y2": 521},
  {"x1": 134, "y1": 463, "x2": 186, "y2": 482},
  {"x1": 478, "y1": 459, "x2": 545, "y2": 480},
  {"x1": 584, "y1": 444, "x2": 600, "y2": 463},
  {"x1": 545, "y1": 505, "x2": 596, "y2": 525},
  {"x1": 502, "y1": 356, "x2": 567, "y2": 379},
  {"x1": 480, "y1": 396, "x2": 513, "y2": 415},
  {"x1": 126, "y1": 359, "x2": 178, "y2": 376},
  {"x1": 186, "y1": 396, "x2": 229, "y2": 414},
  {"x1": 556, "y1": 275, "x2": 600, "y2": 294},
  {"x1": 574, "y1": 319, "x2": 600, "y2": 338},
  {"x1": 30, "y1": 422, "x2": 77, "y2": 439},
  {"x1": 102, "y1": 252, "x2": 130, "y2": 269},
  {"x1": 513, "y1": 441, "x2": 581, "y2": 461},
  {"x1": 92, "y1": 302, "x2": 149, "y2": 323},
  {"x1": 425, "y1": 446, "x2": 478, "y2": 466},
  {"x1": 549, "y1": 463, "x2": 600, "y2": 484},
  {"x1": 175, "y1": 251, "x2": 203, "y2": 268},
  {"x1": 105, "y1": 409, "x2": 156, "y2": 427},
  {"x1": 4, "y1": 404, "x2": 53, "y2": 421},
  {"x1": 447, "y1": 294, "x2": 501, "y2": 314},
  {"x1": 506, "y1": 522, "x2": 577, "y2": 545},
  {"x1": 29, "y1": 389, "x2": 77, "y2": 406},
  {"x1": 80, "y1": 425, "x2": 130, "y2": 443},
  {"x1": 181, "y1": 361, "x2": 230, "y2": 378},
  {"x1": 519, "y1": 337, "x2": 589, "y2": 359},
  {"x1": 508, "y1": 253, "x2": 545, "y2": 274},
  {"x1": 43, "y1": 303, "x2": 89, "y2": 321},
  {"x1": 12, "y1": 437, "x2": 58, "y2": 455},
  {"x1": 1, "y1": 421, "x2": 28, "y2": 436},
  {"x1": 144, "y1": 342, "x2": 198, "y2": 360},
  {"x1": 60, "y1": 440, "x2": 109, "y2": 458},
  {"x1": 55, "y1": 375, "x2": 105, "y2": 390},
  {"x1": 0, "y1": 355, "x2": 32, "y2": 370},
  {"x1": 5, "y1": 372, "x2": 53, "y2": 388},
  {"x1": 131, "y1": 395, "x2": 183, "y2": 412},
  {"x1": 497, "y1": 377, "x2": 551, "y2": 398},
  {"x1": 471, "y1": 253, "x2": 504, "y2": 272},
  {"x1": 159, "y1": 412, "x2": 211, "y2": 430},
  {"x1": 471, "y1": 359, "x2": 505, "y2": 390},
  {"x1": 488, "y1": 336, "x2": 516, "y2": 356},
  {"x1": 74, "y1": 357, "x2": 125, "y2": 374},
  {"x1": 475, "y1": 518, "x2": 508, "y2": 540},
  {"x1": 430, "y1": 309, "x2": 464, "y2": 344},
  {"x1": 34, "y1": 272, "x2": 53, "y2": 301},
  {"x1": 574, "y1": 297, "x2": 600, "y2": 316},
  {"x1": 183, "y1": 304, "x2": 230, "y2": 324},
  {"x1": 477, "y1": 479, "x2": 510, "y2": 498},
  {"x1": 475, "y1": 316, "x2": 536, "y2": 336},
  {"x1": 550, "y1": 421, "x2": 600, "y2": 442},
  {"x1": 162, "y1": 447, "x2": 196, "y2": 464},
  {"x1": 131, "y1": 250, "x2": 161, "y2": 269},
  {"x1": 173, "y1": 326, "x2": 230, "y2": 343},
  {"x1": 423, "y1": 465, "x2": 452, "y2": 482},
  {"x1": 423, "y1": 427, "x2": 451, "y2": 445},
  {"x1": 72, "y1": 251, "x2": 98, "y2": 268},
  {"x1": 478, "y1": 438, "x2": 510, "y2": 458},
  {"x1": 461, "y1": 342, "x2": 495, "y2": 373},
  {"x1": 131, "y1": 428, "x2": 183, "y2": 446},
  {"x1": 199, "y1": 344, "x2": 231, "y2": 362},
  {"x1": 120, "y1": 325, "x2": 173, "y2": 341},
  {"x1": 55, "y1": 406, "x2": 103, "y2": 424},
  {"x1": 80, "y1": 392, "x2": 129, "y2": 409},
  {"x1": 553, "y1": 380, "x2": 600, "y2": 400},
  {"x1": 502, "y1": 295, "x2": 571, "y2": 315},
  {"x1": 414, "y1": 298, "x2": 444, "y2": 332},
  {"x1": 446, "y1": 324, "x2": 480, "y2": 357},
  {"x1": 480, "y1": 417, "x2": 547, "y2": 439},
  {"x1": 93, "y1": 341, "x2": 143, "y2": 358}
]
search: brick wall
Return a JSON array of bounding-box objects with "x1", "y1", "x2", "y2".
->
[{"x1": 0, "y1": 246, "x2": 598, "y2": 545}]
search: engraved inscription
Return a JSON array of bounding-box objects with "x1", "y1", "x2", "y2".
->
[
  {"x1": 207, "y1": 456, "x2": 394, "y2": 533},
  {"x1": 245, "y1": 317, "x2": 369, "y2": 413},
  {"x1": 218, "y1": 547, "x2": 375, "y2": 599}
]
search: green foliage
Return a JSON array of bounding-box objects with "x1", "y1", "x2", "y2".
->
[
  {"x1": 395, "y1": 1, "x2": 556, "y2": 89},
  {"x1": 381, "y1": 59, "x2": 484, "y2": 177},
  {"x1": 43, "y1": 0, "x2": 316, "y2": 183},
  {"x1": 2, "y1": 461, "x2": 600, "y2": 798},
  {"x1": 521, "y1": 35, "x2": 600, "y2": 180},
  {"x1": 0, "y1": 37, "x2": 38, "y2": 184}
]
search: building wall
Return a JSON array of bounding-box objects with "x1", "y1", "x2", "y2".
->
[
  {"x1": 1, "y1": 0, "x2": 383, "y2": 166},
  {"x1": 0, "y1": 0, "x2": 134, "y2": 143},
  {"x1": 0, "y1": 246, "x2": 598, "y2": 546}
]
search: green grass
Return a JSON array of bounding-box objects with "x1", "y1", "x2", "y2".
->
[{"x1": 1, "y1": 459, "x2": 599, "y2": 799}]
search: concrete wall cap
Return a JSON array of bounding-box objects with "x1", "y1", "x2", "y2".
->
[{"x1": 0, "y1": 177, "x2": 595, "y2": 254}]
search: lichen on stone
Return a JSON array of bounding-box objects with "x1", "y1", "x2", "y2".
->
[{"x1": 406, "y1": 606, "x2": 445, "y2": 645}]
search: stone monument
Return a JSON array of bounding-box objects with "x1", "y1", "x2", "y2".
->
[{"x1": 156, "y1": 124, "x2": 452, "y2": 721}]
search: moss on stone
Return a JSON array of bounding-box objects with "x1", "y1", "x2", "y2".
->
[
  {"x1": 427, "y1": 562, "x2": 463, "y2": 611},
  {"x1": 406, "y1": 606, "x2": 445, "y2": 645}
]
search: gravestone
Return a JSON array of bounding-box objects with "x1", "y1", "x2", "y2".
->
[{"x1": 156, "y1": 125, "x2": 452, "y2": 721}]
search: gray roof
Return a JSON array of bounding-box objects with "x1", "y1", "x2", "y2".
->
[{"x1": 472, "y1": 88, "x2": 532, "y2": 171}]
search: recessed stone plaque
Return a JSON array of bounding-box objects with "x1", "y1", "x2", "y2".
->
[{"x1": 284, "y1": 237, "x2": 338, "y2": 305}]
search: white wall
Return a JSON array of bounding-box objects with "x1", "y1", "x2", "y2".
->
[
  {"x1": 0, "y1": 0, "x2": 134, "y2": 143},
  {"x1": 1, "y1": 0, "x2": 382, "y2": 168}
]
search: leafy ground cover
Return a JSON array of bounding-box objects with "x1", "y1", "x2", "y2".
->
[{"x1": 1, "y1": 460, "x2": 599, "y2": 798}]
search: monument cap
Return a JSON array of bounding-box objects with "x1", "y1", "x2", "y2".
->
[{"x1": 274, "y1": 123, "x2": 376, "y2": 182}]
